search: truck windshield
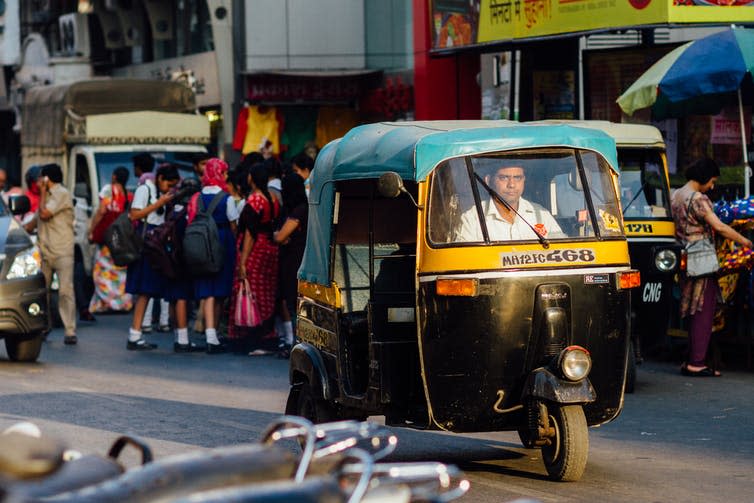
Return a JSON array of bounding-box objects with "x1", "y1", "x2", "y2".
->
[
  {"x1": 427, "y1": 148, "x2": 624, "y2": 245},
  {"x1": 94, "y1": 151, "x2": 200, "y2": 192},
  {"x1": 618, "y1": 148, "x2": 671, "y2": 220}
]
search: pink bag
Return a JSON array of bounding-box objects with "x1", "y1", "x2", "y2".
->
[{"x1": 234, "y1": 280, "x2": 261, "y2": 327}]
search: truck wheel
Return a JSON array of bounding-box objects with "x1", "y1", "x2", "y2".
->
[
  {"x1": 541, "y1": 404, "x2": 588, "y2": 482},
  {"x1": 293, "y1": 382, "x2": 337, "y2": 424},
  {"x1": 5, "y1": 335, "x2": 43, "y2": 362},
  {"x1": 625, "y1": 339, "x2": 637, "y2": 394}
]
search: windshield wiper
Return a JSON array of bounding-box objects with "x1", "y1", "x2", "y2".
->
[
  {"x1": 622, "y1": 180, "x2": 648, "y2": 216},
  {"x1": 472, "y1": 172, "x2": 550, "y2": 249}
]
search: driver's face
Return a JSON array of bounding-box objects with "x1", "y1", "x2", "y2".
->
[{"x1": 488, "y1": 166, "x2": 525, "y2": 206}]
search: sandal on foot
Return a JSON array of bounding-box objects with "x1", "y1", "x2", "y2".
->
[{"x1": 681, "y1": 365, "x2": 721, "y2": 377}]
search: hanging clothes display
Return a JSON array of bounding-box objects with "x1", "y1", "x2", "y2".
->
[
  {"x1": 232, "y1": 105, "x2": 282, "y2": 155},
  {"x1": 315, "y1": 107, "x2": 359, "y2": 149},
  {"x1": 280, "y1": 107, "x2": 318, "y2": 160}
]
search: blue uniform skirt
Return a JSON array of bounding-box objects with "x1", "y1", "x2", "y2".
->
[
  {"x1": 193, "y1": 224, "x2": 237, "y2": 299},
  {"x1": 125, "y1": 223, "x2": 165, "y2": 297}
]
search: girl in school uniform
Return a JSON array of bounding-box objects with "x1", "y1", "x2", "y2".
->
[
  {"x1": 125, "y1": 163, "x2": 179, "y2": 350},
  {"x1": 187, "y1": 158, "x2": 239, "y2": 353}
]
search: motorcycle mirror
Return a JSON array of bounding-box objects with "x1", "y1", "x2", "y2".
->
[{"x1": 378, "y1": 172, "x2": 404, "y2": 199}]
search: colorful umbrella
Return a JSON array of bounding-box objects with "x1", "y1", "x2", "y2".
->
[{"x1": 616, "y1": 27, "x2": 754, "y2": 196}]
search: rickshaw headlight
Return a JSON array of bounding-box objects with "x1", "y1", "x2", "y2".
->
[
  {"x1": 654, "y1": 249, "x2": 677, "y2": 272},
  {"x1": 559, "y1": 346, "x2": 592, "y2": 382}
]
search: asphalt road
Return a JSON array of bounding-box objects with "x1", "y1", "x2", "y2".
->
[{"x1": 1, "y1": 313, "x2": 753, "y2": 502}]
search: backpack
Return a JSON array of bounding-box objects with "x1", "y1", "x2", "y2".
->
[
  {"x1": 142, "y1": 206, "x2": 185, "y2": 279},
  {"x1": 182, "y1": 192, "x2": 226, "y2": 276},
  {"x1": 104, "y1": 212, "x2": 143, "y2": 267}
]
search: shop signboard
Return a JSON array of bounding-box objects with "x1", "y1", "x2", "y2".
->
[
  {"x1": 710, "y1": 107, "x2": 752, "y2": 145},
  {"x1": 430, "y1": 0, "x2": 754, "y2": 50}
]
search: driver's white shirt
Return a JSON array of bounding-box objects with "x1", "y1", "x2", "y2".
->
[{"x1": 457, "y1": 197, "x2": 563, "y2": 242}]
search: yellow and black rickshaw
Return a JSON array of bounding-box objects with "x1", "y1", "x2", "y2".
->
[
  {"x1": 534, "y1": 121, "x2": 682, "y2": 391},
  {"x1": 286, "y1": 121, "x2": 640, "y2": 481}
]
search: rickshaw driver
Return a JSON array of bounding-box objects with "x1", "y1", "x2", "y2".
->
[{"x1": 457, "y1": 164, "x2": 564, "y2": 242}]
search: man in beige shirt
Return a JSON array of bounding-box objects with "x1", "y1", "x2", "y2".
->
[{"x1": 35, "y1": 164, "x2": 77, "y2": 344}]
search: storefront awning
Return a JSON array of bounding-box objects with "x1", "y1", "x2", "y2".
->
[{"x1": 244, "y1": 70, "x2": 382, "y2": 103}]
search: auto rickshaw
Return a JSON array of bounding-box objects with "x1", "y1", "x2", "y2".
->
[
  {"x1": 286, "y1": 121, "x2": 640, "y2": 481},
  {"x1": 533, "y1": 121, "x2": 682, "y2": 392}
]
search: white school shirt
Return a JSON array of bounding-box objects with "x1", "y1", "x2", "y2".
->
[
  {"x1": 201, "y1": 186, "x2": 240, "y2": 222},
  {"x1": 131, "y1": 179, "x2": 165, "y2": 226},
  {"x1": 457, "y1": 197, "x2": 564, "y2": 242}
]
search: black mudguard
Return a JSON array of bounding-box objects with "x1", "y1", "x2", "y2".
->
[{"x1": 522, "y1": 367, "x2": 596, "y2": 404}]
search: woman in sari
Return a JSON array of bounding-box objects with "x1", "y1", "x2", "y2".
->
[{"x1": 87, "y1": 167, "x2": 133, "y2": 313}]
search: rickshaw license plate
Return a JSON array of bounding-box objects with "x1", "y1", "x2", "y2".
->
[{"x1": 500, "y1": 249, "x2": 596, "y2": 267}]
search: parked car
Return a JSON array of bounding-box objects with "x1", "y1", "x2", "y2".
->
[{"x1": 0, "y1": 195, "x2": 49, "y2": 362}]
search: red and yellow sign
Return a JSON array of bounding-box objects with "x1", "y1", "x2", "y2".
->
[{"x1": 430, "y1": 0, "x2": 754, "y2": 49}]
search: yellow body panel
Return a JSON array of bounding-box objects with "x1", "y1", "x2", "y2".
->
[
  {"x1": 298, "y1": 280, "x2": 341, "y2": 309},
  {"x1": 624, "y1": 220, "x2": 676, "y2": 238},
  {"x1": 420, "y1": 240, "x2": 630, "y2": 273}
]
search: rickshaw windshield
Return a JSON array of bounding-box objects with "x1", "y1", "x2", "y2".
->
[
  {"x1": 428, "y1": 148, "x2": 623, "y2": 245},
  {"x1": 618, "y1": 148, "x2": 671, "y2": 220}
]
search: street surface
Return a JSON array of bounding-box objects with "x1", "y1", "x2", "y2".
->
[{"x1": 1, "y1": 313, "x2": 753, "y2": 502}]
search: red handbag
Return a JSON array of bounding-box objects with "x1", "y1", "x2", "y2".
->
[{"x1": 90, "y1": 210, "x2": 121, "y2": 244}]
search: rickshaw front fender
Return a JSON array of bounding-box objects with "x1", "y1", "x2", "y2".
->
[
  {"x1": 289, "y1": 343, "x2": 332, "y2": 400},
  {"x1": 522, "y1": 367, "x2": 596, "y2": 404}
]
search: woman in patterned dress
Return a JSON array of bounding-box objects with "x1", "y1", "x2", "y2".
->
[
  {"x1": 230, "y1": 163, "x2": 280, "y2": 354},
  {"x1": 87, "y1": 167, "x2": 133, "y2": 313},
  {"x1": 670, "y1": 157, "x2": 751, "y2": 377}
]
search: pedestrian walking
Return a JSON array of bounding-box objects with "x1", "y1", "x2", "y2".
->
[
  {"x1": 273, "y1": 173, "x2": 308, "y2": 356},
  {"x1": 671, "y1": 157, "x2": 752, "y2": 377},
  {"x1": 187, "y1": 158, "x2": 239, "y2": 353},
  {"x1": 230, "y1": 163, "x2": 280, "y2": 355},
  {"x1": 87, "y1": 166, "x2": 133, "y2": 313},
  {"x1": 32, "y1": 164, "x2": 77, "y2": 345},
  {"x1": 125, "y1": 163, "x2": 178, "y2": 350}
]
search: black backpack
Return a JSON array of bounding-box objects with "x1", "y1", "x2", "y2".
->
[
  {"x1": 104, "y1": 212, "x2": 143, "y2": 267},
  {"x1": 182, "y1": 192, "x2": 226, "y2": 276},
  {"x1": 143, "y1": 206, "x2": 185, "y2": 279}
]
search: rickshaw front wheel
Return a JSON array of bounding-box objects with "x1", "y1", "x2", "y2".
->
[
  {"x1": 290, "y1": 382, "x2": 338, "y2": 424},
  {"x1": 540, "y1": 404, "x2": 588, "y2": 482}
]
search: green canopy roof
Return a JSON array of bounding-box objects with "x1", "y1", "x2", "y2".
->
[{"x1": 302, "y1": 121, "x2": 619, "y2": 285}]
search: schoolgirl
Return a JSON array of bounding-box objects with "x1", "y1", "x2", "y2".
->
[
  {"x1": 187, "y1": 158, "x2": 239, "y2": 353},
  {"x1": 125, "y1": 163, "x2": 179, "y2": 350}
]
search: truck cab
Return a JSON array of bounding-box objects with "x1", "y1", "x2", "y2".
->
[{"x1": 21, "y1": 80, "x2": 210, "y2": 278}]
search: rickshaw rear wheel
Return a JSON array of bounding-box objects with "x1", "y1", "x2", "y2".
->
[
  {"x1": 540, "y1": 404, "x2": 588, "y2": 482},
  {"x1": 292, "y1": 382, "x2": 338, "y2": 424}
]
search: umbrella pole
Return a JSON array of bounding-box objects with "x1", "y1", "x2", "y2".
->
[{"x1": 739, "y1": 88, "x2": 751, "y2": 198}]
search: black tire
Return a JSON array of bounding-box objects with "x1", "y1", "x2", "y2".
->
[
  {"x1": 49, "y1": 289, "x2": 63, "y2": 329},
  {"x1": 5, "y1": 335, "x2": 43, "y2": 362},
  {"x1": 625, "y1": 338, "x2": 637, "y2": 394},
  {"x1": 292, "y1": 382, "x2": 337, "y2": 424},
  {"x1": 541, "y1": 404, "x2": 588, "y2": 482}
]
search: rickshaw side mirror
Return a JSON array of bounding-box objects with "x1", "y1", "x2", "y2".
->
[{"x1": 378, "y1": 172, "x2": 404, "y2": 199}]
